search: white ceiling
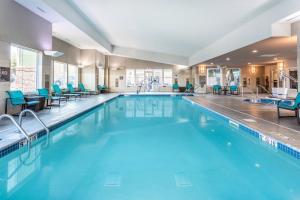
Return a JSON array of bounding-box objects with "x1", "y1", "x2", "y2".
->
[
  {"x1": 201, "y1": 36, "x2": 297, "y2": 67},
  {"x1": 70, "y1": 0, "x2": 281, "y2": 57},
  {"x1": 15, "y1": 0, "x2": 300, "y2": 66}
]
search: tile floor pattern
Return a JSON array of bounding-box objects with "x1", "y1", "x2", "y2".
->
[
  {"x1": 0, "y1": 93, "x2": 120, "y2": 150},
  {"x1": 186, "y1": 94, "x2": 300, "y2": 150}
]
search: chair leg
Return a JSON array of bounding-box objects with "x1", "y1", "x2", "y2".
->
[
  {"x1": 297, "y1": 108, "x2": 300, "y2": 124},
  {"x1": 277, "y1": 107, "x2": 281, "y2": 118}
]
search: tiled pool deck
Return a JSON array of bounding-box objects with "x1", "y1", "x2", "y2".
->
[
  {"x1": 0, "y1": 93, "x2": 120, "y2": 153},
  {"x1": 186, "y1": 94, "x2": 300, "y2": 152}
]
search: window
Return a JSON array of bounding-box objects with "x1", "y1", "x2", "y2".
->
[
  {"x1": 10, "y1": 45, "x2": 41, "y2": 92},
  {"x1": 136, "y1": 69, "x2": 144, "y2": 85},
  {"x1": 225, "y1": 68, "x2": 240, "y2": 86},
  {"x1": 163, "y1": 69, "x2": 173, "y2": 85},
  {"x1": 98, "y1": 68, "x2": 105, "y2": 86},
  {"x1": 53, "y1": 61, "x2": 67, "y2": 88},
  {"x1": 207, "y1": 68, "x2": 222, "y2": 86},
  {"x1": 68, "y1": 64, "x2": 78, "y2": 87},
  {"x1": 126, "y1": 69, "x2": 135, "y2": 87},
  {"x1": 153, "y1": 69, "x2": 162, "y2": 85}
]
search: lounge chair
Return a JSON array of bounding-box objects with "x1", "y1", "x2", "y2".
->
[
  {"x1": 97, "y1": 85, "x2": 109, "y2": 93},
  {"x1": 185, "y1": 83, "x2": 193, "y2": 93},
  {"x1": 67, "y1": 83, "x2": 89, "y2": 97},
  {"x1": 38, "y1": 88, "x2": 67, "y2": 107},
  {"x1": 78, "y1": 83, "x2": 98, "y2": 95},
  {"x1": 229, "y1": 85, "x2": 239, "y2": 95},
  {"x1": 52, "y1": 84, "x2": 80, "y2": 100},
  {"x1": 213, "y1": 85, "x2": 222, "y2": 94},
  {"x1": 5, "y1": 90, "x2": 39, "y2": 114},
  {"x1": 277, "y1": 93, "x2": 300, "y2": 123},
  {"x1": 172, "y1": 83, "x2": 179, "y2": 92}
]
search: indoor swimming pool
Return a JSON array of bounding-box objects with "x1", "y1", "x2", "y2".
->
[{"x1": 0, "y1": 96, "x2": 299, "y2": 200}]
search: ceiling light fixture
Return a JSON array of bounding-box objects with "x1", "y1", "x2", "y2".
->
[
  {"x1": 248, "y1": 62, "x2": 252, "y2": 65},
  {"x1": 226, "y1": 57, "x2": 230, "y2": 61},
  {"x1": 274, "y1": 57, "x2": 278, "y2": 61},
  {"x1": 252, "y1": 50, "x2": 258, "y2": 54},
  {"x1": 44, "y1": 50, "x2": 64, "y2": 57},
  {"x1": 210, "y1": 62, "x2": 214, "y2": 65}
]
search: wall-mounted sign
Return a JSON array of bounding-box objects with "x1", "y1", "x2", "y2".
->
[{"x1": 0, "y1": 67, "x2": 10, "y2": 82}]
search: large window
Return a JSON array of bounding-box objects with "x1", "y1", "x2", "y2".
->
[
  {"x1": 10, "y1": 45, "x2": 41, "y2": 92},
  {"x1": 126, "y1": 69, "x2": 135, "y2": 87},
  {"x1": 98, "y1": 68, "x2": 105, "y2": 86},
  {"x1": 225, "y1": 68, "x2": 240, "y2": 86},
  {"x1": 53, "y1": 61, "x2": 67, "y2": 88},
  {"x1": 135, "y1": 69, "x2": 144, "y2": 85},
  {"x1": 207, "y1": 68, "x2": 222, "y2": 86},
  {"x1": 68, "y1": 64, "x2": 78, "y2": 87},
  {"x1": 163, "y1": 69, "x2": 173, "y2": 85},
  {"x1": 153, "y1": 69, "x2": 163, "y2": 85}
]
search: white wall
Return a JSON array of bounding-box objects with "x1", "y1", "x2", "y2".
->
[{"x1": 108, "y1": 55, "x2": 177, "y2": 92}]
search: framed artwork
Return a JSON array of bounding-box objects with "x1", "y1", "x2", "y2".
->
[{"x1": 0, "y1": 67, "x2": 10, "y2": 82}]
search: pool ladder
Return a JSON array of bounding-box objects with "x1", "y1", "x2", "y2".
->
[{"x1": 0, "y1": 109, "x2": 49, "y2": 146}]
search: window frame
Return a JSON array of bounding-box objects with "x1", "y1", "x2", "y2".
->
[{"x1": 10, "y1": 44, "x2": 42, "y2": 92}]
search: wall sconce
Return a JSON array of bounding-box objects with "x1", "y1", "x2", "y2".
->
[
  {"x1": 199, "y1": 65, "x2": 205, "y2": 74},
  {"x1": 277, "y1": 62, "x2": 284, "y2": 71},
  {"x1": 250, "y1": 66, "x2": 256, "y2": 74}
]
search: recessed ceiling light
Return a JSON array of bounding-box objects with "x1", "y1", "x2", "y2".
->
[
  {"x1": 248, "y1": 62, "x2": 252, "y2": 65},
  {"x1": 226, "y1": 57, "x2": 230, "y2": 61},
  {"x1": 210, "y1": 62, "x2": 214, "y2": 65},
  {"x1": 274, "y1": 57, "x2": 278, "y2": 61},
  {"x1": 252, "y1": 50, "x2": 258, "y2": 53}
]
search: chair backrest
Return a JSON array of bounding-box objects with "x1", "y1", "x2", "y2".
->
[
  {"x1": 78, "y1": 83, "x2": 86, "y2": 92},
  {"x1": 38, "y1": 88, "x2": 49, "y2": 99},
  {"x1": 213, "y1": 85, "x2": 221, "y2": 91},
  {"x1": 52, "y1": 84, "x2": 62, "y2": 95},
  {"x1": 230, "y1": 86, "x2": 238, "y2": 91},
  {"x1": 186, "y1": 83, "x2": 193, "y2": 90},
  {"x1": 6, "y1": 90, "x2": 26, "y2": 105},
  {"x1": 67, "y1": 83, "x2": 75, "y2": 93},
  {"x1": 173, "y1": 83, "x2": 179, "y2": 89},
  {"x1": 295, "y1": 93, "x2": 300, "y2": 106}
]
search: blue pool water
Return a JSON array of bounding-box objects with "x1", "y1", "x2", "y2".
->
[{"x1": 0, "y1": 96, "x2": 300, "y2": 200}]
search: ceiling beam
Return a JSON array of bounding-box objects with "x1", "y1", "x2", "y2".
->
[
  {"x1": 112, "y1": 46, "x2": 189, "y2": 66},
  {"x1": 40, "y1": 0, "x2": 112, "y2": 53}
]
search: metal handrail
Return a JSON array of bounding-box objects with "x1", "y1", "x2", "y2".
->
[
  {"x1": 280, "y1": 71, "x2": 298, "y2": 82},
  {"x1": 257, "y1": 85, "x2": 273, "y2": 97},
  {"x1": 0, "y1": 114, "x2": 30, "y2": 141},
  {"x1": 19, "y1": 109, "x2": 49, "y2": 136}
]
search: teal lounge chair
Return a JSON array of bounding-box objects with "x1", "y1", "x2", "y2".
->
[
  {"x1": 213, "y1": 85, "x2": 222, "y2": 94},
  {"x1": 185, "y1": 83, "x2": 193, "y2": 93},
  {"x1": 52, "y1": 84, "x2": 80, "y2": 100},
  {"x1": 277, "y1": 93, "x2": 300, "y2": 123},
  {"x1": 229, "y1": 85, "x2": 239, "y2": 95},
  {"x1": 78, "y1": 83, "x2": 97, "y2": 95},
  {"x1": 67, "y1": 83, "x2": 89, "y2": 97},
  {"x1": 97, "y1": 85, "x2": 108, "y2": 93},
  {"x1": 5, "y1": 90, "x2": 39, "y2": 114},
  {"x1": 172, "y1": 83, "x2": 179, "y2": 92},
  {"x1": 38, "y1": 88, "x2": 66, "y2": 107}
]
